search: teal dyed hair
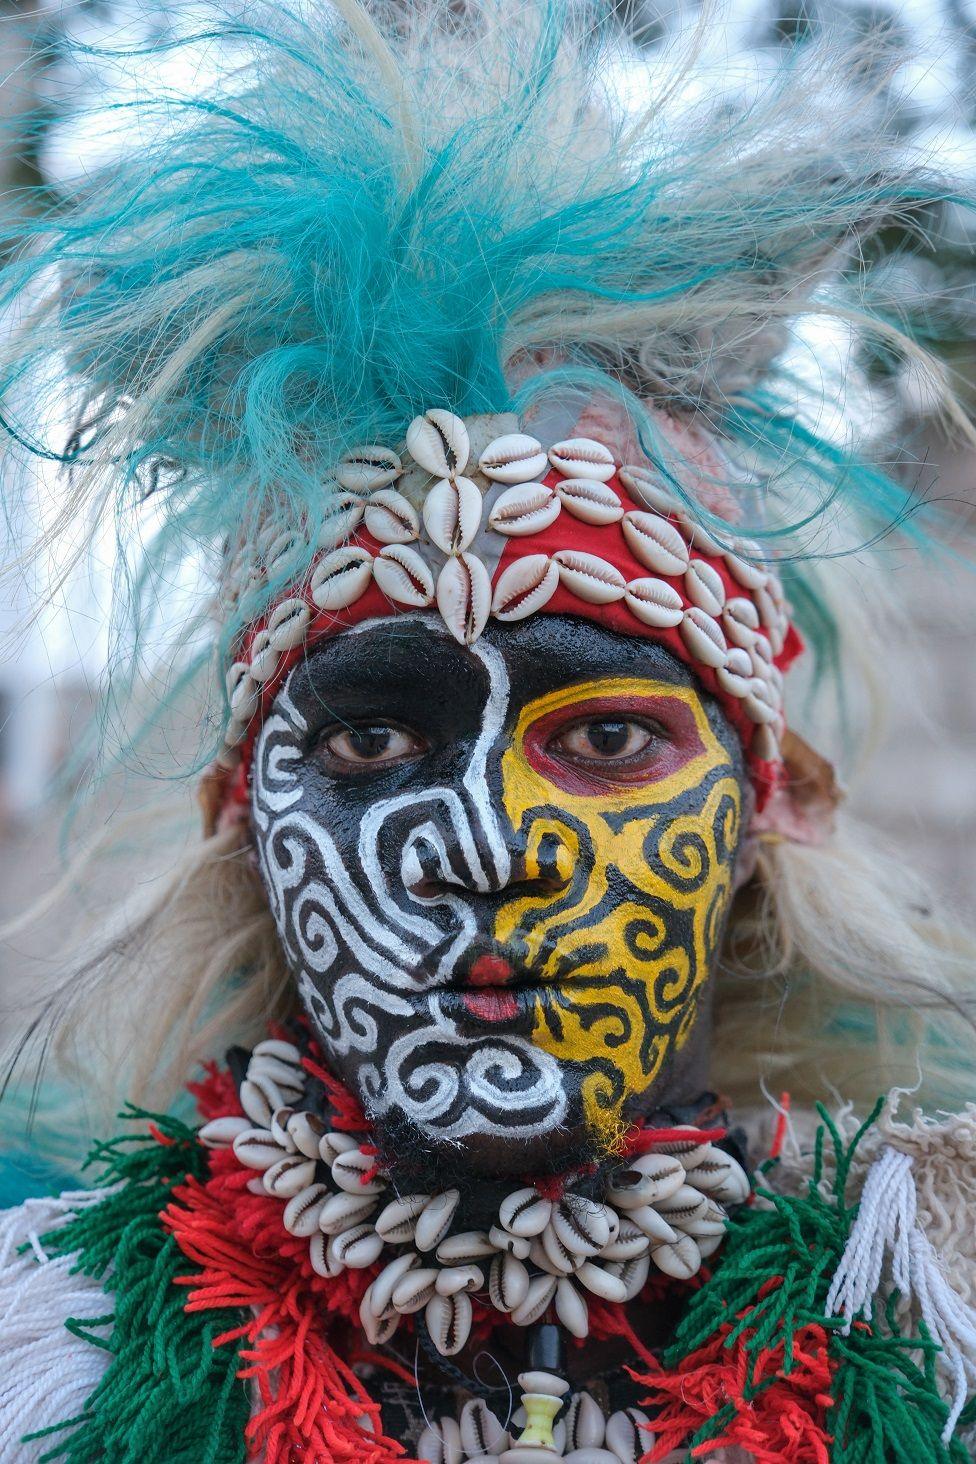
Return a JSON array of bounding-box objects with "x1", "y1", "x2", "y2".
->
[{"x1": 0, "y1": 0, "x2": 967, "y2": 775}]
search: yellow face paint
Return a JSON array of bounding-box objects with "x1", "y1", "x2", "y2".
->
[{"x1": 494, "y1": 677, "x2": 741, "y2": 1150}]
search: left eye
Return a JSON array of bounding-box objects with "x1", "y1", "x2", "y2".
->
[
  {"x1": 319, "y1": 723, "x2": 423, "y2": 767},
  {"x1": 551, "y1": 718, "x2": 658, "y2": 763}
]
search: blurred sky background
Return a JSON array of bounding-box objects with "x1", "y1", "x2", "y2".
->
[{"x1": 0, "y1": 0, "x2": 974, "y2": 992}]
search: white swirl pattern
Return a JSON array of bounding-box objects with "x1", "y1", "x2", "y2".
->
[{"x1": 252, "y1": 637, "x2": 568, "y2": 1140}]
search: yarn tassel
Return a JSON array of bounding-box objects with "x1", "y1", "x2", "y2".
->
[{"x1": 825, "y1": 1144, "x2": 976, "y2": 1442}]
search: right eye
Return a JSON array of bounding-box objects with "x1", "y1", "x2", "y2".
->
[{"x1": 318, "y1": 722, "x2": 425, "y2": 771}]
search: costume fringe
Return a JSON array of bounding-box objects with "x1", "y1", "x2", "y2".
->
[
  {"x1": 0, "y1": 1189, "x2": 115, "y2": 1462},
  {"x1": 29, "y1": 1109, "x2": 251, "y2": 1463},
  {"x1": 633, "y1": 1103, "x2": 976, "y2": 1463}
]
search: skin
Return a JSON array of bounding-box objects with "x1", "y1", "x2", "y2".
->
[{"x1": 251, "y1": 614, "x2": 746, "y2": 1180}]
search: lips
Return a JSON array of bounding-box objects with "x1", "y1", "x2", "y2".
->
[{"x1": 462, "y1": 952, "x2": 519, "y2": 1022}]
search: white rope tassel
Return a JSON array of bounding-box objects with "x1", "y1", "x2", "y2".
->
[
  {"x1": 0, "y1": 1189, "x2": 117, "y2": 1461},
  {"x1": 826, "y1": 1144, "x2": 976, "y2": 1442}
]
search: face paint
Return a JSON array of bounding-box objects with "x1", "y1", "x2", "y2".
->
[
  {"x1": 495, "y1": 678, "x2": 741, "y2": 1149},
  {"x1": 251, "y1": 616, "x2": 745, "y2": 1173}
]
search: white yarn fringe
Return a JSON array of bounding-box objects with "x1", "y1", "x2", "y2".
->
[
  {"x1": 0, "y1": 1189, "x2": 118, "y2": 1461},
  {"x1": 825, "y1": 1145, "x2": 976, "y2": 1442}
]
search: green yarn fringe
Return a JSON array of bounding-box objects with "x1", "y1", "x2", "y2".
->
[
  {"x1": 661, "y1": 1100, "x2": 975, "y2": 1462},
  {"x1": 27, "y1": 1106, "x2": 250, "y2": 1464}
]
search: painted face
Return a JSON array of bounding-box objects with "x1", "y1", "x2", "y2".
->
[{"x1": 251, "y1": 616, "x2": 746, "y2": 1173}]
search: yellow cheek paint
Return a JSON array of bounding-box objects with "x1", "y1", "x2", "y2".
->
[{"x1": 494, "y1": 678, "x2": 741, "y2": 1149}]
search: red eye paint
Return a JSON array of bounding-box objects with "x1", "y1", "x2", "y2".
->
[{"x1": 521, "y1": 693, "x2": 707, "y2": 796}]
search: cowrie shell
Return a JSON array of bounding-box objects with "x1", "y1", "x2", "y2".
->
[
  {"x1": 606, "y1": 1151, "x2": 686, "y2": 1209},
  {"x1": 282, "y1": 1183, "x2": 329, "y2": 1237},
  {"x1": 684, "y1": 1149, "x2": 751, "y2": 1206},
  {"x1": 684, "y1": 560, "x2": 726, "y2": 617},
  {"x1": 499, "y1": 1187, "x2": 553, "y2": 1238},
  {"x1": 618, "y1": 464, "x2": 681, "y2": 515},
  {"x1": 655, "y1": 1185, "x2": 720, "y2": 1235},
  {"x1": 248, "y1": 1048, "x2": 305, "y2": 1093},
  {"x1": 392, "y1": 1267, "x2": 439, "y2": 1314},
  {"x1": 605, "y1": 1408, "x2": 654, "y2": 1464},
  {"x1": 364, "y1": 488, "x2": 420, "y2": 545},
  {"x1": 247, "y1": 628, "x2": 279, "y2": 684},
  {"x1": 416, "y1": 1420, "x2": 462, "y2": 1464},
  {"x1": 648, "y1": 1129, "x2": 712, "y2": 1168},
  {"x1": 488, "y1": 483, "x2": 561, "y2": 537},
  {"x1": 754, "y1": 581, "x2": 780, "y2": 633},
  {"x1": 489, "y1": 1252, "x2": 530, "y2": 1312},
  {"x1": 331, "y1": 1148, "x2": 385, "y2": 1195},
  {"x1": 675, "y1": 510, "x2": 724, "y2": 557},
  {"x1": 331, "y1": 1223, "x2": 384, "y2": 1269},
  {"x1": 679, "y1": 607, "x2": 727, "y2": 668},
  {"x1": 318, "y1": 1190, "x2": 378, "y2": 1235},
  {"x1": 511, "y1": 1272, "x2": 557, "y2": 1327},
  {"x1": 262, "y1": 1156, "x2": 317, "y2": 1198},
  {"x1": 605, "y1": 1252, "x2": 651, "y2": 1301},
  {"x1": 425, "y1": 1290, "x2": 473, "y2": 1356},
  {"x1": 435, "y1": 1264, "x2": 483, "y2": 1296},
  {"x1": 318, "y1": 1129, "x2": 359, "y2": 1165},
  {"x1": 407, "y1": 409, "x2": 470, "y2": 477},
  {"x1": 424, "y1": 475, "x2": 483, "y2": 553},
  {"x1": 239, "y1": 1073, "x2": 283, "y2": 1127},
  {"x1": 373, "y1": 544, "x2": 435, "y2": 607},
  {"x1": 335, "y1": 445, "x2": 401, "y2": 494},
  {"x1": 415, "y1": 1189, "x2": 461, "y2": 1252},
  {"x1": 716, "y1": 647, "x2": 754, "y2": 699},
  {"x1": 317, "y1": 492, "x2": 364, "y2": 549},
  {"x1": 697, "y1": 1231, "x2": 726, "y2": 1259},
  {"x1": 623, "y1": 577, "x2": 683, "y2": 629},
  {"x1": 527, "y1": 1237, "x2": 562, "y2": 1276},
  {"x1": 555, "y1": 1277, "x2": 589, "y2": 1339},
  {"x1": 368, "y1": 1253, "x2": 419, "y2": 1317},
  {"x1": 650, "y1": 1231, "x2": 702, "y2": 1280},
  {"x1": 574, "y1": 1259, "x2": 628, "y2": 1304},
  {"x1": 269, "y1": 1108, "x2": 297, "y2": 1150},
  {"x1": 226, "y1": 663, "x2": 260, "y2": 724},
  {"x1": 599, "y1": 1217, "x2": 650, "y2": 1261},
  {"x1": 287, "y1": 1110, "x2": 327, "y2": 1160},
  {"x1": 564, "y1": 1393, "x2": 604, "y2": 1450},
  {"x1": 480, "y1": 432, "x2": 547, "y2": 484},
  {"x1": 722, "y1": 595, "x2": 760, "y2": 644},
  {"x1": 627, "y1": 1204, "x2": 680, "y2": 1245},
  {"x1": 541, "y1": 1222, "x2": 580, "y2": 1275},
  {"x1": 749, "y1": 631, "x2": 774, "y2": 670},
  {"x1": 460, "y1": 1398, "x2": 508, "y2": 1457},
  {"x1": 199, "y1": 1115, "x2": 251, "y2": 1148},
  {"x1": 375, "y1": 1193, "x2": 431, "y2": 1244},
  {"x1": 311, "y1": 546, "x2": 374, "y2": 611},
  {"x1": 621, "y1": 512, "x2": 690, "y2": 576},
  {"x1": 752, "y1": 723, "x2": 780, "y2": 761},
  {"x1": 359, "y1": 1288, "x2": 399, "y2": 1346},
  {"x1": 552, "y1": 1193, "x2": 613, "y2": 1257},
  {"x1": 554, "y1": 549, "x2": 626, "y2": 604},
  {"x1": 743, "y1": 678, "x2": 779, "y2": 725},
  {"x1": 491, "y1": 555, "x2": 559, "y2": 622},
  {"x1": 232, "y1": 1127, "x2": 287, "y2": 1171},
  {"x1": 489, "y1": 1224, "x2": 531, "y2": 1259},
  {"x1": 266, "y1": 596, "x2": 312, "y2": 654},
  {"x1": 556, "y1": 477, "x2": 623, "y2": 525},
  {"x1": 725, "y1": 540, "x2": 768, "y2": 590},
  {"x1": 309, "y1": 1231, "x2": 345, "y2": 1278},
  {"x1": 436, "y1": 554, "x2": 491, "y2": 645},
  {"x1": 436, "y1": 1230, "x2": 496, "y2": 1263},
  {"x1": 548, "y1": 437, "x2": 615, "y2": 481}
]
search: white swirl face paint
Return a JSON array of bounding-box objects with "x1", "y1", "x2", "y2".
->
[{"x1": 252, "y1": 629, "x2": 568, "y2": 1142}]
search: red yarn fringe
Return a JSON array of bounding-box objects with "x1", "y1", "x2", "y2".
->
[
  {"x1": 634, "y1": 1323, "x2": 834, "y2": 1463},
  {"x1": 163, "y1": 1066, "x2": 412, "y2": 1464}
]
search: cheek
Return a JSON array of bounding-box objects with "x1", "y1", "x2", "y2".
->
[{"x1": 494, "y1": 681, "x2": 743, "y2": 1140}]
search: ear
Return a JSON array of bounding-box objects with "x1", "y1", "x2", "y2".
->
[
  {"x1": 752, "y1": 730, "x2": 844, "y2": 848},
  {"x1": 199, "y1": 762, "x2": 251, "y2": 839}
]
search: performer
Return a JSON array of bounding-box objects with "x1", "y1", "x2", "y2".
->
[{"x1": 1, "y1": 4, "x2": 974, "y2": 1459}]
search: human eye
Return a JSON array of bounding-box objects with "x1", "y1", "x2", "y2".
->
[
  {"x1": 316, "y1": 721, "x2": 426, "y2": 772},
  {"x1": 549, "y1": 716, "x2": 662, "y2": 769}
]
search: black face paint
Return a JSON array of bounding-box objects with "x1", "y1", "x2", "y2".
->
[{"x1": 251, "y1": 614, "x2": 746, "y2": 1175}]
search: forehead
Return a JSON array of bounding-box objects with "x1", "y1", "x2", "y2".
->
[{"x1": 281, "y1": 614, "x2": 701, "y2": 719}]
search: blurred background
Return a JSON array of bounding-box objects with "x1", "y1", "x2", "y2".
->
[{"x1": 0, "y1": 0, "x2": 974, "y2": 1009}]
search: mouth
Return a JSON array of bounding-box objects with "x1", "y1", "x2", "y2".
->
[{"x1": 432, "y1": 948, "x2": 555, "y2": 1027}]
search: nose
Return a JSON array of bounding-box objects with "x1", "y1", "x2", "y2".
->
[{"x1": 402, "y1": 821, "x2": 573, "y2": 901}]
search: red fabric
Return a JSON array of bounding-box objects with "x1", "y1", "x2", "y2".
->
[{"x1": 231, "y1": 467, "x2": 801, "y2": 814}]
